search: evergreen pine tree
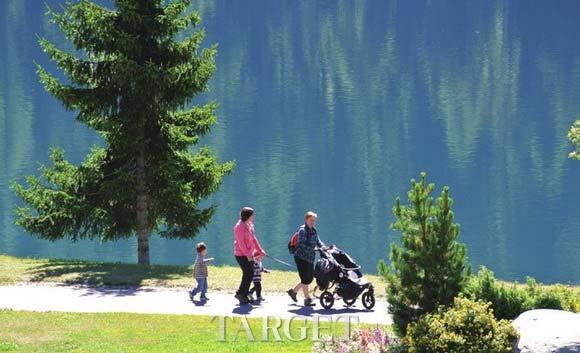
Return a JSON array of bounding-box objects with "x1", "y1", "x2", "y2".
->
[
  {"x1": 569, "y1": 120, "x2": 580, "y2": 160},
  {"x1": 12, "y1": 0, "x2": 234, "y2": 264},
  {"x1": 378, "y1": 172, "x2": 470, "y2": 334}
]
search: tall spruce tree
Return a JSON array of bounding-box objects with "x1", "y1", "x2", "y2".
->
[
  {"x1": 569, "y1": 120, "x2": 580, "y2": 160},
  {"x1": 12, "y1": 0, "x2": 234, "y2": 264},
  {"x1": 378, "y1": 173, "x2": 470, "y2": 334}
]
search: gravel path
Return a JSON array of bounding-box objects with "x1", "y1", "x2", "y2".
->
[{"x1": 0, "y1": 284, "x2": 392, "y2": 324}]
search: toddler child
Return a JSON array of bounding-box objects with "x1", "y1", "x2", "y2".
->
[
  {"x1": 189, "y1": 242, "x2": 214, "y2": 301},
  {"x1": 248, "y1": 252, "x2": 269, "y2": 301}
]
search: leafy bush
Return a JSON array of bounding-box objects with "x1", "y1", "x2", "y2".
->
[
  {"x1": 462, "y1": 267, "x2": 580, "y2": 320},
  {"x1": 462, "y1": 267, "x2": 530, "y2": 319},
  {"x1": 378, "y1": 173, "x2": 470, "y2": 334},
  {"x1": 312, "y1": 327, "x2": 396, "y2": 353},
  {"x1": 406, "y1": 297, "x2": 519, "y2": 353},
  {"x1": 525, "y1": 277, "x2": 580, "y2": 312}
]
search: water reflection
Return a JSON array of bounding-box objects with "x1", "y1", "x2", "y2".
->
[{"x1": 1, "y1": 0, "x2": 580, "y2": 283}]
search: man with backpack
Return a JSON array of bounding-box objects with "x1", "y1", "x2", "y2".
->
[{"x1": 287, "y1": 211, "x2": 325, "y2": 306}]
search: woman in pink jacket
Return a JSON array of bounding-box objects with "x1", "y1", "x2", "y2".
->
[{"x1": 233, "y1": 207, "x2": 266, "y2": 304}]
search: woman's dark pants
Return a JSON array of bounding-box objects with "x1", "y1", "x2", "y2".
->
[{"x1": 235, "y1": 256, "x2": 254, "y2": 297}]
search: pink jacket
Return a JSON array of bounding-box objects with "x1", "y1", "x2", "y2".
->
[{"x1": 233, "y1": 220, "x2": 265, "y2": 257}]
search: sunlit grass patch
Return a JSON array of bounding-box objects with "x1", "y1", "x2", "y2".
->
[{"x1": 0, "y1": 310, "x2": 382, "y2": 353}]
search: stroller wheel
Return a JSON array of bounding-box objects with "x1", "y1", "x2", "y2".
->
[
  {"x1": 361, "y1": 291, "x2": 375, "y2": 310},
  {"x1": 320, "y1": 291, "x2": 334, "y2": 309},
  {"x1": 343, "y1": 297, "x2": 356, "y2": 306}
]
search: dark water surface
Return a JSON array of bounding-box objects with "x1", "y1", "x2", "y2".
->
[{"x1": 1, "y1": 1, "x2": 580, "y2": 283}]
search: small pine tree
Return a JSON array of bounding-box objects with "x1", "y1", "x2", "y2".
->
[
  {"x1": 378, "y1": 172, "x2": 470, "y2": 334},
  {"x1": 569, "y1": 120, "x2": 580, "y2": 160},
  {"x1": 12, "y1": 0, "x2": 234, "y2": 264}
]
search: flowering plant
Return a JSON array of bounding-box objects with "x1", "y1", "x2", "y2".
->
[{"x1": 312, "y1": 327, "x2": 395, "y2": 353}]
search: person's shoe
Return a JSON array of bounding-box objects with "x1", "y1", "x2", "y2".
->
[
  {"x1": 188, "y1": 290, "x2": 194, "y2": 301},
  {"x1": 235, "y1": 293, "x2": 249, "y2": 304},
  {"x1": 257, "y1": 296, "x2": 265, "y2": 301},
  {"x1": 287, "y1": 289, "x2": 298, "y2": 303},
  {"x1": 247, "y1": 294, "x2": 255, "y2": 303},
  {"x1": 304, "y1": 298, "x2": 316, "y2": 307},
  {"x1": 200, "y1": 296, "x2": 208, "y2": 301}
]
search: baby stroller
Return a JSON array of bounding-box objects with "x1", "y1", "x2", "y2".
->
[{"x1": 314, "y1": 246, "x2": 375, "y2": 310}]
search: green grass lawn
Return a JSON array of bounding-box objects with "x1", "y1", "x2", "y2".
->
[
  {"x1": 0, "y1": 254, "x2": 385, "y2": 295},
  {"x1": 3, "y1": 253, "x2": 580, "y2": 297},
  {"x1": 0, "y1": 310, "x2": 373, "y2": 353},
  {"x1": 2, "y1": 253, "x2": 580, "y2": 300}
]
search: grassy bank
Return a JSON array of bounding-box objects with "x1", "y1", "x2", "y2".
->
[
  {"x1": 0, "y1": 254, "x2": 384, "y2": 295},
  {"x1": 2, "y1": 254, "x2": 579, "y2": 299},
  {"x1": 0, "y1": 310, "x2": 370, "y2": 353}
]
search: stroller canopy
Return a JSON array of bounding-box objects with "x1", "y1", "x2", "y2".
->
[{"x1": 327, "y1": 248, "x2": 359, "y2": 270}]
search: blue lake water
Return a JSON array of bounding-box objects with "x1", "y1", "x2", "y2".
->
[{"x1": 1, "y1": 0, "x2": 580, "y2": 283}]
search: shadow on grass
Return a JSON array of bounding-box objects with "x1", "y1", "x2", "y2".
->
[{"x1": 25, "y1": 259, "x2": 191, "y2": 287}]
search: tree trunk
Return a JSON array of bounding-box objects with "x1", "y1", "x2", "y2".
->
[{"x1": 136, "y1": 153, "x2": 150, "y2": 265}]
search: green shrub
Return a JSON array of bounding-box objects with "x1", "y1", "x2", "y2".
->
[
  {"x1": 378, "y1": 173, "x2": 470, "y2": 334},
  {"x1": 463, "y1": 267, "x2": 580, "y2": 320},
  {"x1": 533, "y1": 289, "x2": 564, "y2": 309},
  {"x1": 462, "y1": 267, "x2": 531, "y2": 319},
  {"x1": 406, "y1": 297, "x2": 519, "y2": 353},
  {"x1": 526, "y1": 278, "x2": 580, "y2": 312},
  {"x1": 554, "y1": 286, "x2": 580, "y2": 312}
]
